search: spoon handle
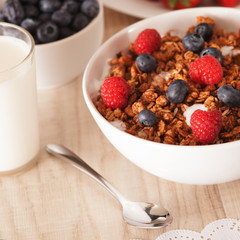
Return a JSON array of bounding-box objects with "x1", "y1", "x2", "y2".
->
[{"x1": 46, "y1": 144, "x2": 127, "y2": 205}]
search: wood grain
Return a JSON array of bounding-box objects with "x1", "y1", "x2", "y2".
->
[{"x1": 0, "y1": 6, "x2": 240, "y2": 240}]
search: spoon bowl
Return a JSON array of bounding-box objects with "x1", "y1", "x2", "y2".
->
[
  {"x1": 123, "y1": 201, "x2": 172, "y2": 228},
  {"x1": 46, "y1": 144, "x2": 172, "y2": 229}
]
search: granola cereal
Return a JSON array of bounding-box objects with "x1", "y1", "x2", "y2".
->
[{"x1": 95, "y1": 16, "x2": 240, "y2": 146}]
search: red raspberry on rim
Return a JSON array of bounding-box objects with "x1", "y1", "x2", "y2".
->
[
  {"x1": 190, "y1": 109, "x2": 222, "y2": 144},
  {"x1": 189, "y1": 55, "x2": 223, "y2": 85},
  {"x1": 101, "y1": 77, "x2": 130, "y2": 109},
  {"x1": 134, "y1": 28, "x2": 161, "y2": 55}
]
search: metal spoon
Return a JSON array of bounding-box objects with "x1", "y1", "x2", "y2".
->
[{"x1": 46, "y1": 144, "x2": 172, "y2": 229}]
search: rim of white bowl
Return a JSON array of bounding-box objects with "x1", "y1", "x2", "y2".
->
[
  {"x1": 36, "y1": 0, "x2": 103, "y2": 49},
  {"x1": 83, "y1": 7, "x2": 240, "y2": 151}
]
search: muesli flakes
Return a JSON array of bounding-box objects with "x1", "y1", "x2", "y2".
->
[{"x1": 95, "y1": 16, "x2": 240, "y2": 145}]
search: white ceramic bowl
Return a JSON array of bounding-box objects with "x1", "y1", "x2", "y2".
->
[
  {"x1": 35, "y1": 0, "x2": 104, "y2": 89},
  {"x1": 83, "y1": 7, "x2": 240, "y2": 185}
]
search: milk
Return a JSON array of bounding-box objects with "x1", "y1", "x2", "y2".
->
[{"x1": 0, "y1": 35, "x2": 40, "y2": 173}]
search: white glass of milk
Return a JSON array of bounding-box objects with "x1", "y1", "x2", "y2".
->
[{"x1": 0, "y1": 22, "x2": 40, "y2": 175}]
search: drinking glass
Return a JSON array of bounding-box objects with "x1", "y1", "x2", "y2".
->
[{"x1": 0, "y1": 22, "x2": 40, "y2": 175}]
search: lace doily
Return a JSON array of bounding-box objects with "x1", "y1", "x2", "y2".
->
[{"x1": 156, "y1": 218, "x2": 240, "y2": 240}]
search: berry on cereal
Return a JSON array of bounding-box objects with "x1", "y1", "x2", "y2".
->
[
  {"x1": 200, "y1": 47, "x2": 223, "y2": 65},
  {"x1": 182, "y1": 33, "x2": 205, "y2": 53},
  {"x1": 101, "y1": 77, "x2": 130, "y2": 110},
  {"x1": 189, "y1": 55, "x2": 223, "y2": 85},
  {"x1": 138, "y1": 109, "x2": 157, "y2": 127},
  {"x1": 194, "y1": 23, "x2": 213, "y2": 41},
  {"x1": 166, "y1": 79, "x2": 189, "y2": 104},
  {"x1": 134, "y1": 28, "x2": 161, "y2": 55},
  {"x1": 190, "y1": 109, "x2": 222, "y2": 144},
  {"x1": 217, "y1": 85, "x2": 240, "y2": 107},
  {"x1": 136, "y1": 53, "x2": 157, "y2": 73}
]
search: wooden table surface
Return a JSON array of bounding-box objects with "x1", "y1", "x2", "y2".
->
[{"x1": 1, "y1": 5, "x2": 240, "y2": 240}]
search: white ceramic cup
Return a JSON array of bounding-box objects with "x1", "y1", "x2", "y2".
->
[{"x1": 35, "y1": 0, "x2": 104, "y2": 89}]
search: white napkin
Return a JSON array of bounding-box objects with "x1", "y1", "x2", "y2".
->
[{"x1": 157, "y1": 218, "x2": 240, "y2": 240}]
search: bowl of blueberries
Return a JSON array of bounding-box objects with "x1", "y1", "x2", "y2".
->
[
  {"x1": 83, "y1": 7, "x2": 240, "y2": 185},
  {"x1": 0, "y1": 0, "x2": 104, "y2": 88}
]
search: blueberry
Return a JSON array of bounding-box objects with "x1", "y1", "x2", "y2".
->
[
  {"x1": 33, "y1": 35, "x2": 40, "y2": 44},
  {"x1": 182, "y1": 33, "x2": 205, "y2": 53},
  {"x1": 166, "y1": 79, "x2": 189, "y2": 104},
  {"x1": 21, "y1": 0, "x2": 38, "y2": 4},
  {"x1": 60, "y1": 27, "x2": 75, "y2": 39},
  {"x1": 21, "y1": 18, "x2": 40, "y2": 34},
  {"x1": 23, "y1": 4, "x2": 39, "y2": 18},
  {"x1": 39, "y1": 0, "x2": 61, "y2": 13},
  {"x1": 36, "y1": 21, "x2": 59, "y2": 43},
  {"x1": 1, "y1": 0, "x2": 99, "y2": 45},
  {"x1": 0, "y1": 12, "x2": 5, "y2": 21},
  {"x1": 136, "y1": 53, "x2": 156, "y2": 73},
  {"x1": 72, "y1": 13, "x2": 89, "y2": 31},
  {"x1": 2, "y1": 0, "x2": 25, "y2": 24},
  {"x1": 81, "y1": 0, "x2": 99, "y2": 18},
  {"x1": 194, "y1": 23, "x2": 213, "y2": 42},
  {"x1": 217, "y1": 85, "x2": 240, "y2": 107},
  {"x1": 38, "y1": 13, "x2": 51, "y2": 23},
  {"x1": 63, "y1": 0, "x2": 80, "y2": 14},
  {"x1": 138, "y1": 109, "x2": 157, "y2": 127},
  {"x1": 200, "y1": 47, "x2": 223, "y2": 65},
  {"x1": 51, "y1": 9, "x2": 73, "y2": 27}
]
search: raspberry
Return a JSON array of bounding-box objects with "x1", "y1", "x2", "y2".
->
[
  {"x1": 134, "y1": 28, "x2": 161, "y2": 55},
  {"x1": 190, "y1": 109, "x2": 222, "y2": 144},
  {"x1": 189, "y1": 55, "x2": 223, "y2": 85},
  {"x1": 101, "y1": 77, "x2": 130, "y2": 109}
]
